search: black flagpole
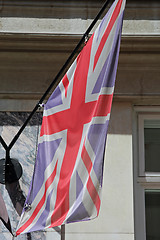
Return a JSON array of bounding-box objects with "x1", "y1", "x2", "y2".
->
[
  {"x1": 8, "y1": 0, "x2": 112, "y2": 151},
  {"x1": 0, "y1": 136, "x2": 8, "y2": 150},
  {"x1": 1, "y1": 0, "x2": 112, "y2": 152}
]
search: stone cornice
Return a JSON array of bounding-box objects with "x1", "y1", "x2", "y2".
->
[
  {"x1": 0, "y1": 33, "x2": 159, "y2": 102},
  {"x1": 0, "y1": 0, "x2": 160, "y2": 19},
  {"x1": 0, "y1": 33, "x2": 160, "y2": 52}
]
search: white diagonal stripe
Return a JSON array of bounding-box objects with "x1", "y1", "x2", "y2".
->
[
  {"x1": 17, "y1": 130, "x2": 67, "y2": 233},
  {"x1": 43, "y1": 59, "x2": 76, "y2": 117}
]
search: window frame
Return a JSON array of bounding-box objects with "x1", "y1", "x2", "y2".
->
[
  {"x1": 134, "y1": 107, "x2": 160, "y2": 240},
  {"x1": 138, "y1": 113, "x2": 160, "y2": 178}
]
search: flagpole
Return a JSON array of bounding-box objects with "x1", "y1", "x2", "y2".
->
[
  {"x1": 7, "y1": 0, "x2": 112, "y2": 150},
  {"x1": 0, "y1": 136, "x2": 8, "y2": 150}
]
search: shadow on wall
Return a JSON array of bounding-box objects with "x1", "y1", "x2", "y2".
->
[{"x1": 108, "y1": 101, "x2": 132, "y2": 135}]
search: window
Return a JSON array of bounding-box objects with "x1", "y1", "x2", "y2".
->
[
  {"x1": 138, "y1": 114, "x2": 160, "y2": 176},
  {"x1": 134, "y1": 109, "x2": 160, "y2": 240}
]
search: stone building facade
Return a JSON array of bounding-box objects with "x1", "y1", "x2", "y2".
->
[{"x1": 0, "y1": 1, "x2": 160, "y2": 239}]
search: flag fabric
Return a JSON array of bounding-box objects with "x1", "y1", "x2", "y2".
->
[
  {"x1": 0, "y1": 191, "x2": 12, "y2": 235},
  {"x1": 16, "y1": 0, "x2": 126, "y2": 235}
]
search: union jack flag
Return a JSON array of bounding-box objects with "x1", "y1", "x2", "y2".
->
[{"x1": 16, "y1": 0, "x2": 126, "y2": 235}]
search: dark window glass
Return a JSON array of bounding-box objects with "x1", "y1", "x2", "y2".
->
[
  {"x1": 145, "y1": 190, "x2": 160, "y2": 240},
  {"x1": 144, "y1": 120, "x2": 160, "y2": 172}
]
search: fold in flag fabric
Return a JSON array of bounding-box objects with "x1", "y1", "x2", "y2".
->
[
  {"x1": 0, "y1": 191, "x2": 12, "y2": 235},
  {"x1": 16, "y1": 0, "x2": 126, "y2": 235}
]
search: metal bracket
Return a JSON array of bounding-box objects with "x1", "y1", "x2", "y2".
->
[{"x1": 0, "y1": 158, "x2": 23, "y2": 184}]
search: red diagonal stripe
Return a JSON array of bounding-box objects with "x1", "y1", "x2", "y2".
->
[
  {"x1": 93, "y1": 0, "x2": 123, "y2": 70},
  {"x1": 81, "y1": 145, "x2": 101, "y2": 214},
  {"x1": 81, "y1": 145, "x2": 93, "y2": 172},
  {"x1": 87, "y1": 177, "x2": 101, "y2": 214},
  {"x1": 16, "y1": 160, "x2": 58, "y2": 235},
  {"x1": 62, "y1": 74, "x2": 69, "y2": 98}
]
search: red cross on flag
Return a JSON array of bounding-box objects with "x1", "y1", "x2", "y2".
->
[{"x1": 16, "y1": 0, "x2": 126, "y2": 235}]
